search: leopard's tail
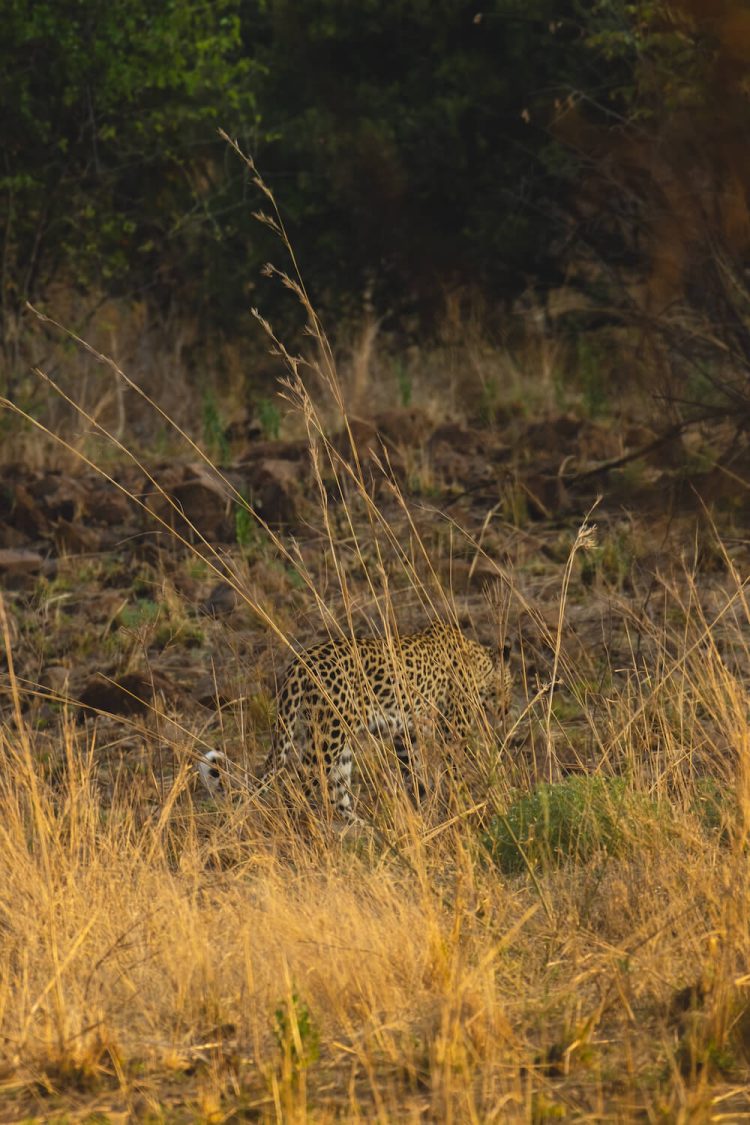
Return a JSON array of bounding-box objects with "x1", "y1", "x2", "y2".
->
[
  {"x1": 198, "y1": 672, "x2": 304, "y2": 797},
  {"x1": 198, "y1": 749, "x2": 269, "y2": 797},
  {"x1": 198, "y1": 750, "x2": 234, "y2": 796}
]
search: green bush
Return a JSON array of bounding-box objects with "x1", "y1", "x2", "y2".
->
[
  {"x1": 691, "y1": 777, "x2": 737, "y2": 844},
  {"x1": 484, "y1": 775, "x2": 658, "y2": 874},
  {"x1": 0, "y1": 0, "x2": 261, "y2": 362},
  {"x1": 1, "y1": 0, "x2": 638, "y2": 348}
]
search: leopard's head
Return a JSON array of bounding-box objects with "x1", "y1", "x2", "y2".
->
[{"x1": 475, "y1": 639, "x2": 512, "y2": 713}]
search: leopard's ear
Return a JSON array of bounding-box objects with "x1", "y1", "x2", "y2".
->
[{"x1": 501, "y1": 640, "x2": 512, "y2": 662}]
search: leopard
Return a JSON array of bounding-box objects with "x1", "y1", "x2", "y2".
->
[{"x1": 199, "y1": 621, "x2": 511, "y2": 823}]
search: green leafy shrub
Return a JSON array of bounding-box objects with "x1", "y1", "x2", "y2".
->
[
  {"x1": 691, "y1": 777, "x2": 737, "y2": 844},
  {"x1": 202, "y1": 391, "x2": 230, "y2": 463},
  {"x1": 235, "y1": 494, "x2": 259, "y2": 554},
  {"x1": 484, "y1": 775, "x2": 661, "y2": 874},
  {"x1": 1, "y1": 0, "x2": 261, "y2": 363},
  {"x1": 258, "y1": 397, "x2": 282, "y2": 440},
  {"x1": 273, "y1": 989, "x2": 320, "y2": 1079}
]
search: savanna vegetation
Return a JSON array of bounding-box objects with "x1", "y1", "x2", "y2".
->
[{"x1": 3, "y1": 1, "x2": 750, "y2": 1120}]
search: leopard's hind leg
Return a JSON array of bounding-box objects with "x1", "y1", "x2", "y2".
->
[
  {"x1": 325, "y1": 738, "x2": 361, "y2": 822},
  {"x1": 392, "y1": 731, "x2": 428, "y2": 803}
]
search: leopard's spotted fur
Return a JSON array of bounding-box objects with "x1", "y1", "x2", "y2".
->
[{"x1": 199, "y1": 622, "x2": 511, "y2": 821}]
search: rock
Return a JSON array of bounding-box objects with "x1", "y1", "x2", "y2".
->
[
  {"x1": 522, "y1": 472, "x2": 571, "y2": 520},
  {"x1": 244, "y1": 458, "x2": 302, "y2": 526},
  {"x1": 200, "y1": 582, "x2": 241, "y2": 617},
  {"x1": 428, "y1": 422, "x2": 484, "y2": 455},
  {"x1": 192, "y1": 674, "x2": 236, "y2": 709},
  {"x1": 77, "y1": 670, "x2": 184, "y2": 718},
  {"x1": 173, "y1": 479, "x2": 233, "y2": 540},
  {"x1": 146, "y1": 470, "x2": 234, "y2": 543},
  {"x1": 0, "y1": 548, "x2": 44, "y2": 580},
  {"x1": 0, "y1": 524, "x2": 29, "y2": 549},
  {"x1": 334, "y1": 409, "x2": 432, "y2": 464},
  {"x1": 372, "y1": 407, "x2": 432, "y2": 447},
  {"x1": 53, "y1": 520, "x2": 103, "y2": 554},
  {"x1": 41, "y1": 664, "x2": 71, "y2": 696},
  {"x1": 2, "y1": 482, "x2": 50, "y2": 538},
  {"x1": 29, "y1": 472, "x2": 89, "y2": 522},
  {"x1": 86, "y1": 487, "x2": 134, "y2": 526},
  {"x1": 338, "y1": 418, "x2": 378, "y2": 454},
  {"x1": 238, "y1": 439, "x2": 307, "y2": 464},
  {"x1": 332, "y1": 420, "x2": 407, "y2": 479}
]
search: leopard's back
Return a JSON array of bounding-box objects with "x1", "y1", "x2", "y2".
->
[{"x1": 271, "y1": 622, "x2": 508, "y2": 767}]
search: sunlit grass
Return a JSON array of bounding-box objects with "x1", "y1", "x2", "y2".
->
[{"x1": 1, "y1": 142, "x2": 750, "y2": 1120}]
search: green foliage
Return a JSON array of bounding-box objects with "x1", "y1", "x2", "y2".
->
[
  {"x1": 478, "y1": 375, "x2": 501, "y2": 427},
  {"x1": 115, "y1": 597, "x2": 203, "y2": 650},
  {"x1": 4, "y1": 0, "x2": 732, "y2": 359},
  {"x1": 201, "y1": 391, "x2": 230, "y2": 463},
  {"x1": 691, "y1": 777, "x2": 736, "y2": 844},
  {"x1": 273, "y1": 989, "x2": 320, "y2": 1076},
  {"x1": 235, "y1": 499, "x2": 257, "y2": 553},
  {"x1": 252, "y1": 0, "x2": 610, "y2": 317},
  {"x1": 394, "y1": 360, "x2": 413, "y2": 408},
  {"x1": 257, "y1": 397, "x2": 282, "y2": 440},
  {"x1": 117, "y1": 600, "x2": 160, "y2": 631},
  {"x1": 576, "y1": 337, "x2": 609, "y2": 418},
  {"x1": 0, "y1": 0, "x2": 261, "y2": 349},
  {"x1": 580, "y1": 526, "x2": 635, "y2": 590},
  {"x1": 484, "y1": 775, "x2": 661, "y2": 874}
]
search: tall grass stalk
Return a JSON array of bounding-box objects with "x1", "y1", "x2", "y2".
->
[{"x1": 1, "y1": 140, "x2": 750, "y2": 1118}]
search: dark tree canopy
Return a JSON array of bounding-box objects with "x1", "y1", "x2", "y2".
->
[
  {"x1": 2, "y1": 0, "x2": 748, "y2": 356},
  {"x1": 0, "y1": 0, "x2": 260, "y2": 345}
]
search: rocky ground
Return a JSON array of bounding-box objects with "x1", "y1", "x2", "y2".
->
[{"x1": 2, "y1": 405, "x2": 748, "y2": 792}]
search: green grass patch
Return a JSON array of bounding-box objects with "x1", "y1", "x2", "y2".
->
[
  {"x1": 484, "y1": 775, "x2": 662, "y2": 874},
  {"x1": 691, "y1": 777, "x2": 737, "y2": 843}
]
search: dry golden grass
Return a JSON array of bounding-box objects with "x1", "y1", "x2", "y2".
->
[
  {"x1": 2, "y1": 143, "x2": 750, "y2": 1122},
  {"x1": 2, "y1": 603, "x2": 750, "y2": 1121}
]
